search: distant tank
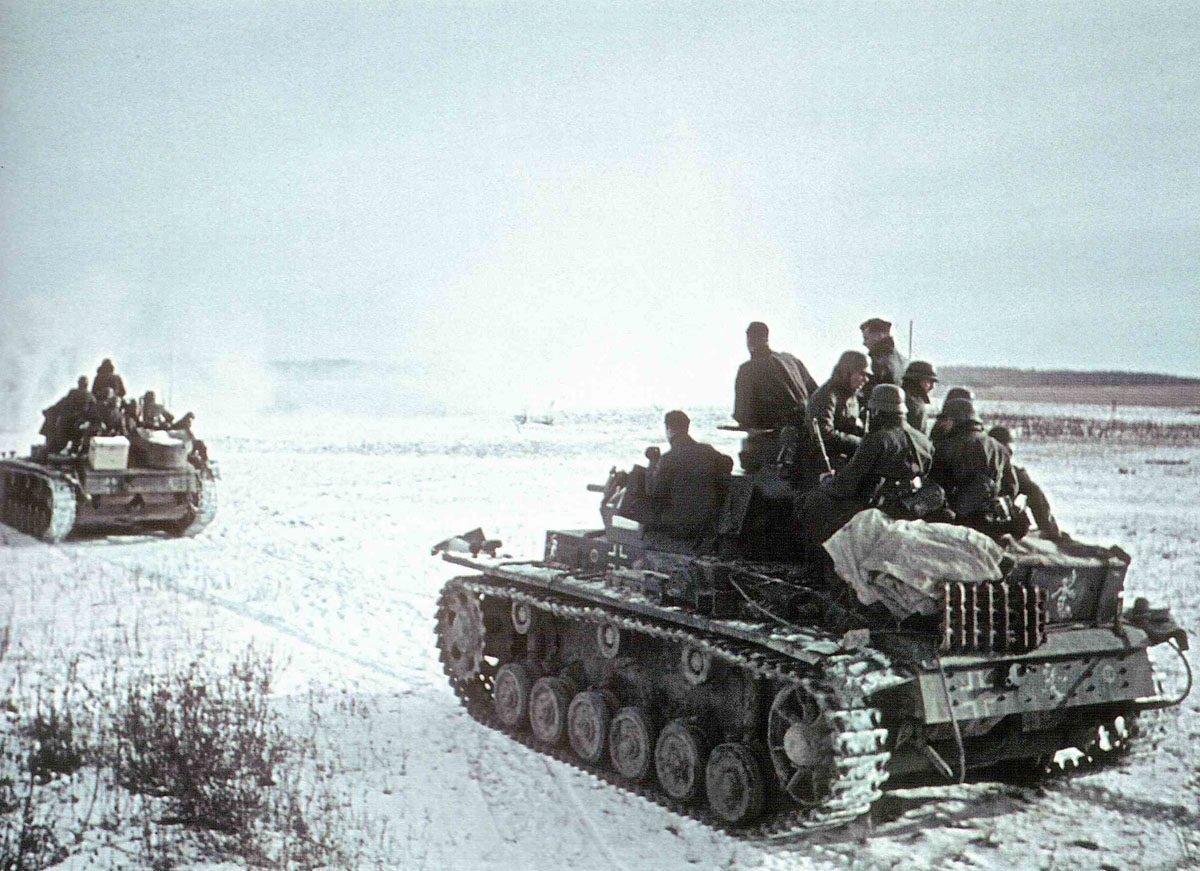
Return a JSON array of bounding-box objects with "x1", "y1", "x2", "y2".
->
[
  {"x1": 434, "y1": 456, "x2": 1190, "y2": 836},
  {"x1": 0, "y1": 426, "x2": 216, "y2": 542}
]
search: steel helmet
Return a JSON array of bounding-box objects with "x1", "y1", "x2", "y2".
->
[
  {"x1": 904, "y1": 360, "x2": 938, "y2": 381},
  {"x1": 937, "y1": 397, "x2": 981, "y2": 423},
  {"x1": 868, "y1": 383, "x2": 906, "y2": 414}
]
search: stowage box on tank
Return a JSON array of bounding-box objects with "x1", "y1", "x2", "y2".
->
[{"x1": 433, "y1": 463, "x2": 1190, "y2": 837}]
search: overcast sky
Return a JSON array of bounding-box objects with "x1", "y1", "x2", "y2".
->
[{"x1": 2, "y1": 2, "x2": 1197, "y2": 410}]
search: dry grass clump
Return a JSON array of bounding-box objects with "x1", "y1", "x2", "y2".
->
[{"x1": 0, "y1": 641, "x2": 356, "y2": 869}]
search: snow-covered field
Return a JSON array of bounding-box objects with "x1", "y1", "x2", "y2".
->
[{"x1": 1, "y1": 408, "x2": 1197, "y2": 870}]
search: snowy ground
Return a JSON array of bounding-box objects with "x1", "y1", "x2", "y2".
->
[{"x1": 0, "y1": 408, "x2": 1197, "y2": 870}]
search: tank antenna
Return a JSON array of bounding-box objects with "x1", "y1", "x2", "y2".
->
[{"x1": 908, "y1": 319, "x2": 913, "y2": 358}]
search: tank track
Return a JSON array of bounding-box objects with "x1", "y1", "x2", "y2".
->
[
  {"x1": 0, "y1": 464, "x2": 77, "y2": 543},
  {"x1": 436, "y1": 575, "x2": 899, "y2": 839},
  {"x1": 170, "y1": 474, "x2": 217, "y2": 538}
]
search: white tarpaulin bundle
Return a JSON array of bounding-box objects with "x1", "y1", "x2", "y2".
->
[{"x1": 823, "y1": 509, "x2": 1006, "y2": 619}]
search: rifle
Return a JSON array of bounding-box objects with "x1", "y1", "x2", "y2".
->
[
  {"x1": 809, "y1": 417, "x2": 833, "y2": 476},
  {"x1": 717, "y1": 424, "x2": 776, "y2": 436}
]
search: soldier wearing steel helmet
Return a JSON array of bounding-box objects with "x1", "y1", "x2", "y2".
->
[
  {"x1": 830, "y1": 384, "x2": 933, "y2": 504},
  {"x1": 799, "y1": 384, "x2": 933, "y2": 547},
  {"x1": 988, "y1": 425, "x2": 1064, "y2": 540},
  {"x1": 931, "y1": 386, "x2": 975, "y2": 446},
  {"x1": 929, "y1": 398, "x2": 1020, "y2": 531},
  {"x1": 901, "y1": 360, "x2": 938, "y2": 434}
]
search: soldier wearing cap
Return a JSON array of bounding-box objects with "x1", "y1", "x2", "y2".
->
[
  {"x1": 901, "y1": 360, "x2": 938, "y2": 434},
  {"x1": 800, "y1": 384, "x2": 934, "y2": 546},
  {"x1": 733, "y1": 321, "x2": 819, "y2": 471},
  {"x1": 806, "y1": 351, "x2": 869, "y2": 469},
  {"x1": 860, "y1": 317, "x2": 909, "y2": 389},
  {"x1": 929, "y1": 398, "x2": 1020, "y2": 532},
  {"x1": 988, "y1": 426, "x2": 1064, "y2": 540}
]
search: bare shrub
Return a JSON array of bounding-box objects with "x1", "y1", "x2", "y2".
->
[{"x1": 112, "y1": 648, "x2": 282, "y2": 837}]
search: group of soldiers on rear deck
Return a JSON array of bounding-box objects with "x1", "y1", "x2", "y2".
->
[
  {"x1": 40, "y1": 358, "x2": 195, "y2": 456},
  {"x1": 643, "y1": 319, "x2": 1061, "y2": 554}
]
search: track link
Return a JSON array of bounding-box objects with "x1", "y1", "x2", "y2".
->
[
  {"x1": 435, "y1": 575, "x2": 899, "y2": 839},
  {"x1": 0, "y1": 464, "x2": 77, "y2": 542}
]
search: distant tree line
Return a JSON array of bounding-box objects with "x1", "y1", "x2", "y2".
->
[{"x1": 940, "y1": 366, "x2": 1200, "y2": 388}]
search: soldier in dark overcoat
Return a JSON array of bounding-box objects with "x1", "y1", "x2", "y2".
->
[
  {"x1": 860, "y1": 317, "x2": 909, "y2": 388},
  {"x1": 732, "y1": 321, "x2": 819, "y2": 472},
  {"x1": 644, "y1": 410, "x2": 733, "y2": 553},
  {"x1": 92, "y1": 359, "x2": 126, "y2": 401},
  {"x1": 901, "y1": 360, "x2": 938, "y2": 434},
  {"x1": 988, "y1": 426, "x2": 1063, "y2": 540},
  {"x1": 800, "y1": 384, "x2": 934, "y2": 547},
  {"x1": 806, "y1": 351, "x2": 869, "y2": 469},
  {"x1": 929, "y1": 399, "x2": 1019, "y2": 528}
]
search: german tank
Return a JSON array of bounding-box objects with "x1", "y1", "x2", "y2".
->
[
  {"x1": 433, "y1": 456, "x2": 1190, "y2": 837},
  {"x1": 0, "y1": 426, "x2": 216, "y2": 542}
]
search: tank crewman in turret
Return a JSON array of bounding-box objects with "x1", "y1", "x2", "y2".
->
[
  {"x1": 732, "y1": 321, "x2": 819, "y2": 472},
  {"x1": 988, "y1": 426, "x2": 1064, "y2": 540},
  {"x1": 806, "y1": 351, "x2": 869, "y2": 469},
  {"x1": 860, "y1": 317, "x2": 909, "y2": 389},
  {"x1": 91, "y1": 358, "x2": 126, "y2": 401},
  {"x1": 800, "y1": 384, "x2": 934, "y2": 548},
  {"x1": 644, "y1": 410, "x2": 733, "y2": 553},
  {"x1": 901, "y1": 360, "x2": 938, "y2": 434},
  {"x1": 929, "y1": 398, "x2": 1023, "y2": 536}
]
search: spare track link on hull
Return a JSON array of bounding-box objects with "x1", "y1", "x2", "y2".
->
[
  {"x1": 0, "y1": 465, "x2": 77, "y2": 543},
  {"x1": 435, "y1": 575, "x2": 897, "y2": 839}
]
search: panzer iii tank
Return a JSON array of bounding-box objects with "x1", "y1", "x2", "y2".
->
[
  {"x1": 0, "y1": 426, "x2": 216, "y2": 542},
  {"x1": 433, "y1": 460, "x2": 1190, "y2": 837}
]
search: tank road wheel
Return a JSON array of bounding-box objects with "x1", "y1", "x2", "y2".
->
[
  {"x1": 529, "y1": 677, "x2": 575, "y2": 745},
  {"x1": 493, "y1": 664, "x2": 533, "y2": 729},
  {"x1": 435, "y1": 581, "x2": 494, "y2": 710},
  {"x1": 655, "y1": 719, "x2": 710, "y2": 804},
  {"x1": 567, "y1": 691, "x2": 613, "y2": 763},
  {"x1": 706, "y1": 743, "x2": 766, "y2": 825},
  {"x1": 768, "y1": 685, "x2": 834, "y2": 806},
  {"x1": 609, "y1": 707, "x2": 656, "y2": 782}
]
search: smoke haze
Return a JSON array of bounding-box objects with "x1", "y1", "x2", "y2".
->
[{"x1": 2, "y1": 2, "x2": 1198, "y2": 427}]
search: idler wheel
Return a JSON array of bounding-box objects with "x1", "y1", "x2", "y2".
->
[
  {"x1": 493, "y1": 663, "x2": 533, "y2": 729},
  {"x1": 567, "y1": 691, "x2": 613, "y2": 763},
  {"x1": 608, "y1": 707, "x2": 656, "y2": 782},
  {"x1": 529, "y1": 677, "x2": 575, "y2": 745},
  {"x1": 654, "y1": 719, "x2": 710, "y2": 803},
  {"x1": 768, "y1": 685, "x2": 834, "y2": 806},
  {"x1": 705, "y1": 743, "x2": 766, "y2": 824}
]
